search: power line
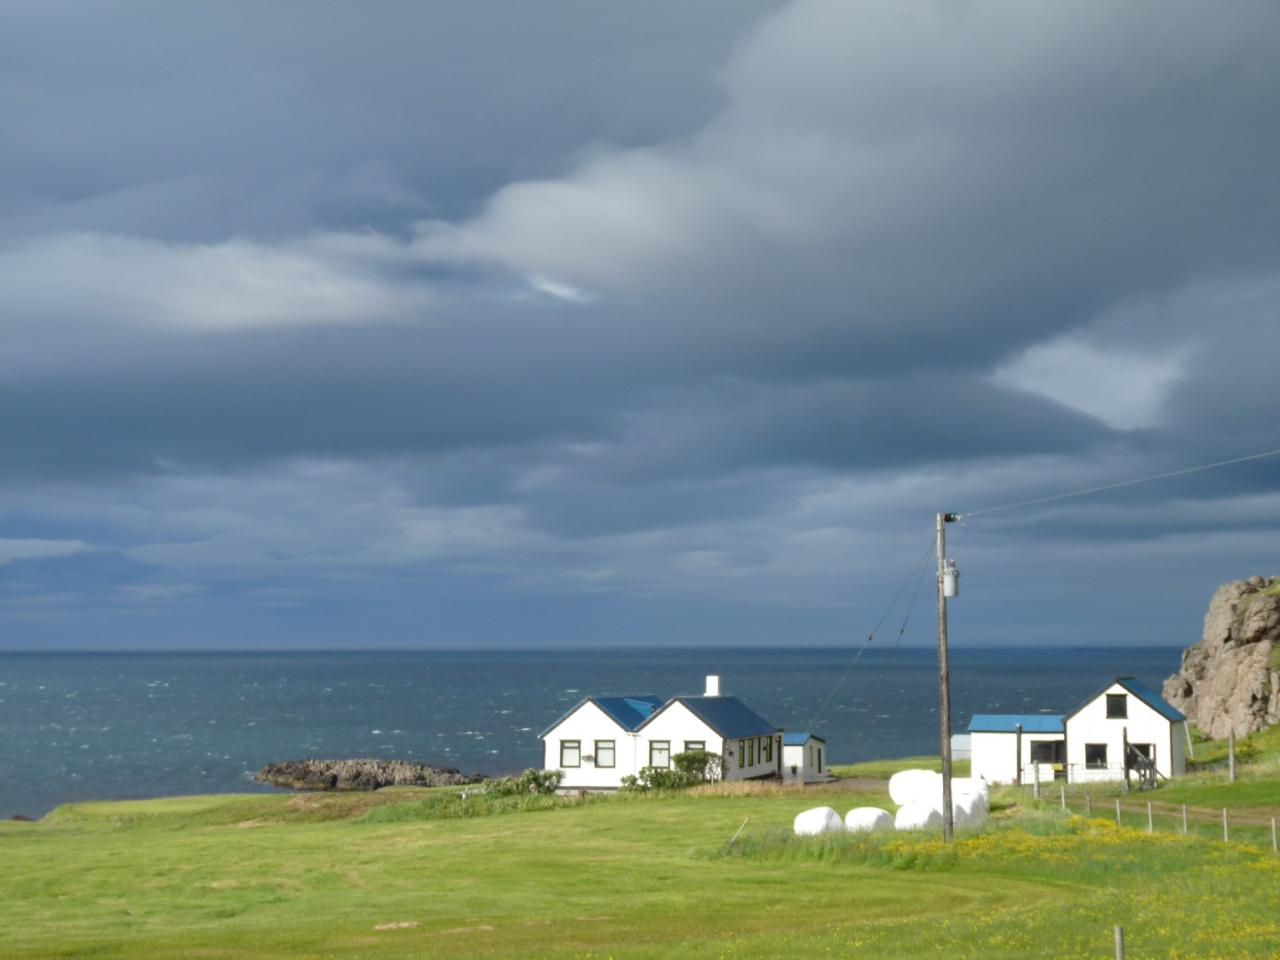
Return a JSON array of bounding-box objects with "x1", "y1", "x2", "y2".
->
[
  {"x1": 964, "y1": 445, "x2": 1280, "y2": 519},
  {"x1": 810, "y1": 538, "x2": 933, "y2": 728}
]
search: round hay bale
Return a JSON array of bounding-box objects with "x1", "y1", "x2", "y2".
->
[
  {"x1": 894, "y1": 801, "x2": 942, "y2": 831},
  {"x1": 793, "y1": 806, "x2": 844, "y2": 836},
  {"x1": 844, "y1": 806, "x2": 894, "y2": 833},
  {"x1": 888, "y1": 769, "x2": 940, "y2": 806}
]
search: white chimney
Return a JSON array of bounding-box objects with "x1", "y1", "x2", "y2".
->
[{"x1": 704, "y1": 674, "x2": 721, "y2": 697}]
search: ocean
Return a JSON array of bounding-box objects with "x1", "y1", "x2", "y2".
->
[{"x1": 0, "y1": 646, "x2": 1183, "y2": 818}]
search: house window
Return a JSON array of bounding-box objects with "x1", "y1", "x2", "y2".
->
[
  {"x1": 1106, "y1": 694, "x2": 1128, "y2": 719},
  {"x1": 595, "y1": 740, "x2": 615, "y2": 768},
  {"x1": 1030, "y1": 740, "x2": 1062, "y2": 763},
  {"x1": 747, "y1": 739, "x2": 755, "y2": 767},
  {"x1": 817, "y1": 747, "x2": 823, "y2": 771},
  {"x1": 684, "y1": 740, "x2": 705, "y2": 754},
  {"x1": 649, "y1": 741, "x2": 670, "y2": 768},
  {"x1": 560, "y1": 740, "x2": 581, "y2": 768},
  {"x1": 762, "y1": 737, "x2": 772, "y2": 763},
  {"x1": 1085, "y1": 743, "x2": 1108, "y2": 769},
  {"x1": 1132, "y1": 743, "x2": 1152, "y2": 760},
  {"x1": 737, "y1": 739, "x2": 745, "y2": 768}
]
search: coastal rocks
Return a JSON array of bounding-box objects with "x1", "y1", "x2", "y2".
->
[
  {"x1": 1162, "y1": 576, "x2": 1280, "y2": 739},
  {"x1": 255, "y1": 758, "x2": 484, "y2": 791}
]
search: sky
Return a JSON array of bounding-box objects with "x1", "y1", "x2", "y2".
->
[{"x1": 2, "y1": 0, "x2": 1279, "y2": 651}]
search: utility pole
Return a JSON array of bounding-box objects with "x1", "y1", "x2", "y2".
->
[{"x1": 936, "y1": 512, "x2": 960, "y2": 841}]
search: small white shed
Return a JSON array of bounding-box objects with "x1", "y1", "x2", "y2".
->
[
  {"x1": 782, "y1": 732, "x2": 828, "y2": 783},
  {"x1": 968, "y1": 714, "x2": 1065, "y2": 785}
]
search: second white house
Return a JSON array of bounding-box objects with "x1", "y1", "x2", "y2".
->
[{"x1": 968, "y1": 676, "x2": 1187, "y2": 785}]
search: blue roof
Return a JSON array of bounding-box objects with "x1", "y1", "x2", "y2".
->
[
  {"x1": 968, "y1": 714, "x2": 1064, "y2": 734},
  {"x1": 594, "y1": 696, "x2": 664, "y2": 731},
  {"x1": 643, "y1": 695, "x2": 779, "y2": 739},
  {"x1": 783, "y1": 731, "x2": 825, "y2": 746},
  {"x1": 538, "y1": 694, "x2": 662, "y2": 738},
  {"x1": 1114, "y1": 677, "x2": 1186, "y2": 722}
]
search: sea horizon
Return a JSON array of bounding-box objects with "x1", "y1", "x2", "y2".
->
[{"x1": 1, "y1": 645, "x2": 1184, "y2": 819}]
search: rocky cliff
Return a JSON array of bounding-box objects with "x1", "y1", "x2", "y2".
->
[
  {"x1": 255, "y1": 758, "x2": 485, "y2": 791},
  {"x1": 1163, "y1": 576, "x2": 1280, "y2": 739}
]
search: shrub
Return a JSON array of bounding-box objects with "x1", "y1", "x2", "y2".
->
[
  {"x1": 673, "y1": 749, "x2": 722, "y2": 782},
  {"x1": 622, "y1": 751, "x2": 722, "y2": 792},
  {"x1": 487, "y1": 768, "x2": 564, "y2": 797}
]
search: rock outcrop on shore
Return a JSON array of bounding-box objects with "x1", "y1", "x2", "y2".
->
[
  {"x1": 255, "y1": 758, "x2": 485, "y2": 791},
  {"x1": 1163, "y1": 576, "x2": 1280, "y2": 739}
]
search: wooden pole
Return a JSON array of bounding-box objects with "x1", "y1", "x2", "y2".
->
[
  {"x1": 1182, "y1": 804, "x2": 1188, "y2": 836},
  {"x1": 1034, "y1": 765, "x2": 1041, "y2": 802},
  {"x1": 1115, "y1": 925, "x2": 1125, "y2": 960},
  {"x1": 1060, "y1": 783, "x2": 1066, "y2": 812},
  {"x1": 1229, "y1": 728, "x2": 1237, "y2": 783},
  {"x1": 1086, "y1": 792, "x2": 1092, "y2": 817},
  {"x1": 1122, "y1": 726, "x2": 1131, "y2": 793},
  {"x1": 1272, "y1": 817, "x2": 1277, "y2": 854},
  {"x1": 1223, "y1": 808, "x2": 1229, "y2": 842},
  {"x1": 1147, "y1": 801, "x2": 1153, "y2": 833},
  {"x1": 936, "y1": 512, "x2": 957, "y2": 843},
  {"x1": 1115, "y1": 798, "x2": 1122, "y2": 827}
]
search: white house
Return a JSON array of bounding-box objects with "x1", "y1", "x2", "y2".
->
[
  {"x1": 540, "y1": 675, "x2": 784, "y2": 791},
  {"x1": 1063, "y1": 677, "x2": 1187, "y2": 784},
  {"x1": 967, "y1": 676, "x2": 1187, "y2": 786},
  {"x1": 782, "y1": 732, "x2": 829, "y2": 783},
  {"x1": 968, "y1": 714, "x2": 1065, "y2": 785}
]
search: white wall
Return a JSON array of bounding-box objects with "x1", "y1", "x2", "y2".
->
[
  {"x1": 782, "y1": 739, "x2": 826, "y2": 782},
  {"x1": 1064, "y1": 683, "x2": 1182, "y2": 782},
  {"x1": 636, "y1": 702, "x2": 724, "y2": 776},
  {"x1": 542, "y1": 701, "x2": 637, "y2": 789},
  {"x1": 970, "y1": 731, "x2": 1065, "y2": 785}
]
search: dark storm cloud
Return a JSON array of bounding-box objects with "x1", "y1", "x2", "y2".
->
[{"x1": 2, "y1": 1, "x2": 1280, "y2": 647}]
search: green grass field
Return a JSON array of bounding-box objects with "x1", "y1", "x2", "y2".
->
[{"x1": 5, "y1": 749, "x2": 1280, "y2": 960}]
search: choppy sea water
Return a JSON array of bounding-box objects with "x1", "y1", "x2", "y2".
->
[{"x1": 0, "y1": 646, "x2": 1182, "y2": 818}]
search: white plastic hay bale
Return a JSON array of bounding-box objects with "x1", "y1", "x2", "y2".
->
[
  {"x1": 952, "y1": 777, "x2": 989, "y2": 804},
  {"x1": 888, "y1": 769, "x2": 941, "y2": 806},
  {"x1": 950, "y1": 798, "x2": 971, "y2": 828},
  {"x1": 894, "y1": 801, "x2": 942, "y2": 831},
  {"x1": 844, "y1": 807, "x2": 894, "y2": 833},
  {"x1": 793, "y1": 806, "x2": 844, "y2": 837},
  {"x1": 961, "y1": 793, "x2": 988, "y2": 828}
]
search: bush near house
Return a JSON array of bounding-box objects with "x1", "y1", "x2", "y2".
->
[
  {"x1": 622, "y1": 750, "x2": 723, "y2": 791},
  {"x1": 487, "y1": 768, "x2": 564, "y2": 796}
]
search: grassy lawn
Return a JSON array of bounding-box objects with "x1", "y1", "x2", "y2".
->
[
  {"x1": 3, "y1": 777, "x2": 1280, "y2": 959},
  {"x1": 830, "y1": 755, "x2": 971, "y2": 779}
]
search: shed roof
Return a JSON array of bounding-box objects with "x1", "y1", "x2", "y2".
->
[
  {"x1": 640, "y1": 695, "x2": 780, "y2": 740},
  {"x1": 1065, "y1": 676, "x2": 1186, "y2": 723},
  {"x1": 783, "y1": 731, "x2": 825, "y2": 745},
  {"x1": 967, "y1": 714, "x2": 1064, "y2": 734},
  {"x1": 539, "y1": 694, "x2": 663, "y2": 738}
]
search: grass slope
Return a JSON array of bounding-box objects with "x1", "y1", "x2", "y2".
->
[{"x1": 4, "y1": 775, "x2": 1280, "y2": 959}]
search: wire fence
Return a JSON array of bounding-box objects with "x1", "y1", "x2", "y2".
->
[{"x1": 1021, "y1": 781, "x2": 1279, "y2": 852}]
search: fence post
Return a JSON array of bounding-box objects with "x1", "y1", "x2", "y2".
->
[
  {"x1": 1147, "y1": 801, "x2": 1153, "y2": 833},
  {"x1": 1272, "y1": 817, "x2": 1277, "y2": 854},
  {"x1": 1060, "y1": 783, "x2": 1066, "y2": 812},
  {"x1": 1085, "y1": 792, "x2": 1092, "y2": 817},
  {"x1": 1115, "y1": 798, "x2": 1122, "y2": 827},
  {"x1": 1223, "y1": 808, "x2": 1229, "y2": 843},
  {"x1": 1182, "y1": 804, "x2": 1188, "y2": 836},
  {"x1": 1229, "y1": 728, "x2": 1237, "y2": 783},
  {"x1": 1115, "y1": 925, "x2": 1125, "y2": 960},
  {"x1": 1034, "y1": 768, "x2": 1041, "y2": 802}
]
